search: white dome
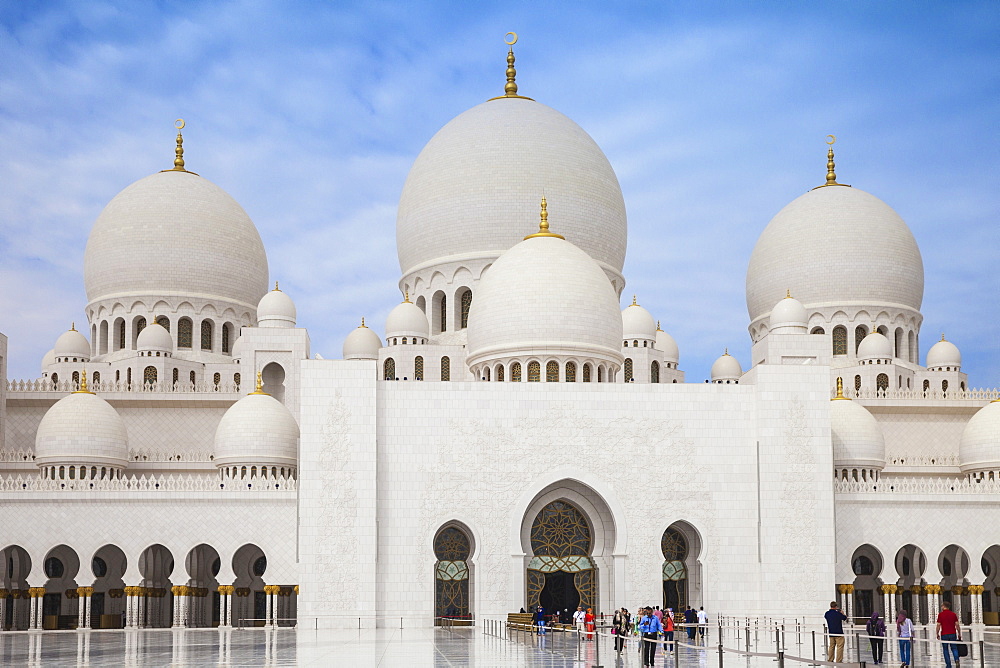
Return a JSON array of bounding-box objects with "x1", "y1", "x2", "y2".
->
[
  {"x1": 927, "y1": 336, "x2": 961, "y2": 369},
  {"x1": 397, "y1": 97, "x2": 626, "y2": 279},
  {"x1": 54, "y1": 326, "x2": 90, "y2": 360},
  {"x1": 466, "y1": 232, "x2": 623, "y2": 368},
  {"x1": 41, "y1": 349, "x2": 55, "y2": 373},
  {"x1": 655, "y1": 327, "x2": 679, "y2": 362},
  {"x1": 214, "y1": 390, "x2": 299, "y2": 469},
  {"x1": 831, "y1": 396, "x2": 886, "y2": 469},
  {"x1": 343, "y1": 321, "x2": 383, "y2": 360},
  {"x1": 959, "y1": 400, "x2": 1000, "y2": 473},
  {"x1": 385, "y1": 299, "x2": 430, "y2": 339},
  {"x1": 257, "y1": 285, "x2": 296, "y2": 328},
  {"x1": 768, "y1": 293, "x2": 808, "y2": 332},
  {"x1": 136, "y1": 322, "x2": 173, "y2": 353},
  {"x1": 710, "y1": 352, "x2": 743, "y2": 382},
  {"x1": 84, "y1": 169, "x2": 269, "y2": 309},
  {"x1": 231, "y1": 335, "x2": 243, "y2": 360},
  {"x1": 35, "y1": 389, "x2": 129, "y2": 467},
  {"x1": 622, "y1": 300, "x2": 656, "y2": 342},
  {"x1": 747, "y1": 185, "x2": 923, "y2": 324},
  {"x1": 857, "y1": 331, "x2": 892, "y2": 360}
]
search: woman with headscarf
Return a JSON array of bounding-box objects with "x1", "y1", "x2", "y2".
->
[
  {"x1": 897, "y1": 608, "x2": 913, "y2": 667},
  {"x1": 612, "y1": 608, "x2": 630, "y2": 652},
  {"x1": 585, "y1": 607, "x2": 596, "y2": 641},
  {"x1": 865, "y1": 610, "x2": 886, "y2": 664}
]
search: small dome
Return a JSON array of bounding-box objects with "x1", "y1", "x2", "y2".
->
[
  {"x1": 41, "y1": 349, "x2": 55, "y2": 373},
  {"x1": 35, "y1": 387, "x2": 129, "y2": 468},
  {"x1": 858, "y1": 331, "x2": 892, "y2": 360},
  {"x1": 927, "y1": 336, "x2": 961, "y2": 369},
  {"x1": 655, "y1": 325, "x2": 679, "y2": 362},
  {"x1": 711, "y1": 351, "x2": 743, "y2": 382},
  {"x1": 769, "y1": 292, "x2": 808, "y2": 332},
  {"x1": 959, "y1": 400, "x2": 1000, "y2": 473},
  {"x1": 214, "y1": 387, "x2": 299, "y2": 469},
  {"x1": 136, "y1": 322, "x2": 173, "y2": 353},
  {"x1": 343, "y1": 320, "x2": 383, "y2": 360},
  {"x1": 467, "y1": 219, "x2": 623, "y2": 370},
  {"x1": 54, "y1": 326, "x2": 91, "y2": 360},
  {"x1": 622, "y1": 298, "x2": 656, "y2": 342},
  {"x1": 831, "y1": 395, "x2": 886, "y2": 469},
  {"x1": 385, "y1": 298, "x2": 430, "y2": 339},
  {"x1": 257, "y1": 284, "x2": 296, "y2": 328},
  {"x1": 231, "y1": 335, "x2": 243, "y2": 360}
]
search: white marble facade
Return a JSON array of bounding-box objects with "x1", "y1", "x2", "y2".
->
[{"x1": 2, "y1": 43, "x2": 999, "y2": 637}]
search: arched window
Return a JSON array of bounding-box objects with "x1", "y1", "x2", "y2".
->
[
  {"x1": 441, "y1": 356, "x2": 451, "y2": 381},
  {"x1": 811, "y1": 326, "x2": 826, "y2": 335},
  {"x1": 440, "y1": 295, "x2": 447, "y2": 333},
  {"x1": 923, "y1": 379, "x2": 930, "y2": 392},
  {"x1": 662, "y1": 527, "x2": 689, "y2": 611},
  {"x1": 651, "y1": 361, "x2": 660, "y2": 383},
  {"x1": 583, "y1": 364, "x2": 592, "y2": 382},
  {"x1": 201, "y1": 320, "x2": 213, "y2": 350},
  {"x1": 222, "y1": 323, "x2": 232, "y2": 353},
  {"x1": 72, "y1": 371, "x2": 80, "y2": 387},
  {"x1": 832, "y1": 326, "x2": 848, "y2": 356},
  {"x1": 92, "y1": 371, "x2": 100, "y2": 385},
  {"x1": 483, "y1": 366, "x2": 490, "y2": 381},
  {"x1": 213, "y1": 372, "x2": 221, "y2": 386},
  {"x1": 234, "y1": 372, "x2": 241, "y2": 388},
  {"x1": 854, "y1": 325, "x2": 868, "y2": 354},
  {"x1": 135, "y1": 317, "x2": 147, "y2": 335},
  {"x1": 384, "y1": 358, "x2": 396, "y2": 381},
  {"x1": 177, "y1": 318, "x2": 193, "y2": 348},
  {"x1": 876, "y1": 373, "x2": 888, "y2": 392},
  {"x1": 172, "y1": 368, "x2": 179, "y2": 385},
  {"x1": 527, "y1": 361, "x2": 541, "y2": 382},
  {"x1": 527, "y1": 500, "x2": 595, "y2": 611},
  {"x1": 155, "y1": 316, "x2": 170, "y2": 331},
  {"x1": 565, "y1": 362, "x2": 577, "y2": 382},
  {"x1": 624, "y1": 358, "x2": 634, "y2": 382},
  {"x1": 414, "y1": 356, "x2": 424, "y2": 381},
  {"x1": 496, "y1": 365, "x2": 504, "y2": 382},
  {"x1": 117, "y1": 319, "x2": 126, "y2": 350},
  {"x1": 126, "y1": 368, "x2": 132, "y2": 386},
  {"x1": 942, "y1": 379, "x2": 949, "y2": 393},
  {"x1": 511, "y1": 362, "x2": 522, "y2": 382},
  {"x1": 854, "y1": 375, "x2": 862, "y2": 393},
  {"x1": 545, "y1": 361, "x2": 559, "y2": 382},
  {"x1": 144, "y1": 366, "x2": 157, "y2": 385},
  {"x1": 908, "y1": 330, "x2": 917, "y2": 363},
  {"x1": 460, "y1": 290, "x2": 472, "y2": 329},
  {"x1": 434, "y1": 526, "x2": 472, "y2": 621},
  {"x1": 189, "y1": 370, "x2": 196, "y2": 386},
  {"x1": 598, "y1": 366, "x2": 604, "y2": 383},
  {"x1": 894, "y1": 328, "x2": 904, "y2": 358}
]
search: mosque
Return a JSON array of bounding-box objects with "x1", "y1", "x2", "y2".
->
[{"x1": 2, "y1": 37, "x2": 999, "y2": 636}]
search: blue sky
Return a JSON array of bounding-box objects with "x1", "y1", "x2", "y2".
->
[{"x1": 1, "y1": 1, "x2": 997, "y2": 383}]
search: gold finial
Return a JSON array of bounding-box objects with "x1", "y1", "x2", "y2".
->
[
  {"x1": 70, "y1": 322, "x2": 76, "y2": 331},
  {"x1": 172, "y1": 119, "x2": 186, "y2": 171},
  {"x1": 488, "y1": 33, "x2": 534, "y2": 101},
  {"x1": 403, "y1": 290, "x2": 411, "y2": 303},
  {"x1": 273, "y1": 281, "x2": 280, "y2": 291},
  {"x1": 724, "y1": 348, "x2": 729, "y2": 356},
  {"x1": 250, "y1": 370, "x2": 269, "y2": 395},
  {"x1": 812, "y1": 135, "x2": 850, "y2": 190},
  {"x1": 832, "y1": 376, "x2": 850, "y2": 400},
  {"x1": 941, "y1": 333, "x2": 946, "y2": 342},
  {"x1": 74, "y1": 369, "x2": 93, "y2": 394},
  {"x1": 786, "y1": 289, "x2": 792, "y2": 299},
  {"x1": 360, "y1": 317, "x2": 367, "y2": 328},
  {"x1": 524, "y1": 195, "x2": 564, "y2": 240},
  {"x1": 632, "y1": 295, "x2": 638, "y2": 306},
  {"x1": 656, "y1": 320, "x2": 662, "y2": 332}
]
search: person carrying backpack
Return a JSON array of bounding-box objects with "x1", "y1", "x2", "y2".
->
[{"x1": 866, "y1": 611, "x2": 886, "y2": 664}]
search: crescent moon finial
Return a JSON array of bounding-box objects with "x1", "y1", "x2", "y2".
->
[
  {"x1": 826, "y1": 134, "x2": 836, "y2": 146},
  {"x1": 505, "y1": 32, "x2": 518, "y2": 46},
  {"x1": 175, "y1": 119, "x2": 186, "y2": 130}
]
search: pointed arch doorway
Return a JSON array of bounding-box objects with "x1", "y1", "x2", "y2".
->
[{"x1": 526, "y1": 500, "x2": 595, "y2": 612}]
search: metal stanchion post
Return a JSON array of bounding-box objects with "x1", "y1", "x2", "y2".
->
[
  {"x1": 812, "y1": 630, "x2": 816, "y2": 664},
  {"x1": 746, "y1": 624, "x2": 751, "y2": 654},
  {"x1": 778, "y1": 650, "x2": 785, "y2": 668},
  {"x1": 856, "y1": 630, "x2": 862, "y2": 665},
  {"x1": 718, "y1": 642, "x2": 724, "y2": 668},
  {"x1": 823, "y1": 624, "x2": 828, "y2": 651},
  {"x1": 674, "y1": 638, "x2": 680, "y2": 668}
]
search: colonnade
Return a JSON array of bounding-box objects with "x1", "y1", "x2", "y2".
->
[{"x1": 837, "y1": 582, "x2": 988, "y2": 627}]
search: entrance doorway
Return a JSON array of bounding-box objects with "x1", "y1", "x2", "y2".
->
[
  {"x1": 526, "y1": 500, "x2": 596, "y2": 611},
  {"x1": 540, "y1": 571, "x2": 579, "y2": 614}
]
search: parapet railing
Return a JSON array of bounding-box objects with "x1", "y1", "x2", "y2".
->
[
  {"x1": 0, "y1": 473, "x2": 297, "y2": 492},
  {"x1": 836, "y1": 476, "x2": 1000, "y2": 495},
  {"x1": 845, "y1": 387, "x2": 1000, "y2": 401},
  {"x1": 6, "y1": 379, "x2": 241, "y2": 395}
]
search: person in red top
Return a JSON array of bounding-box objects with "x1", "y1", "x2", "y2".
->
[
  {"x1": 936, "y1": 601, "x2": 962, "y2": 668},
  {"x1": 663, "y1": 611, "x2": 675, "y2": 652},
  {"x1": 584, "y1": 608, "x2": 596, "y2": 640}
]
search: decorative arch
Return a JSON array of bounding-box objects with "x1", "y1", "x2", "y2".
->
[
  {"x1": 833, "y1": 325, "x2": 848, "y2": 356},
  {"x1": 262, "y1": 362, "x2": 286, "y2": 403},
  {"x1": 545, "y1": 360, "x2": 559, "y2": 382},
  {"x1": 894, "y1": 544, "x2": 928, "y2": 623},
  {"x1": 662, "y1": 521, "x2": 704, "y2": 612},
  {"x1": 137, "y1": 544, "x2": 174, "y2": 628},
  {"x1": 384, "y1": 358, "x2": 396, "y2": 381},
  {"x1": 200, "y1": 319, "x2": 214, "y2": 351},
  {"x1": 434, "y1": 523, "x2": 474, "y2": 622},
  {"x1": 851, "y1": 544, "x2": 885, "y2": 619},
  {"x1": 457, "y1": 287, "x2": 472, "y2": 330}
]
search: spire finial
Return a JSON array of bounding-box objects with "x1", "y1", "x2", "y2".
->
[
  {"x1": 70, "y1": 322, "x2": 76, "y2": 331},
  {"x1": 75, "y1": 368, "x2": 93, "y2": 394},
  {"x1": 172, "y1": 119, "x2": 186, "y2": 171},
  {"x1": 361, "y1": 317, "x2": 366, "y2": 328},
  {"x1": 657, "y1": 320, "x2": 662, "y2": 331},
  {"x1": 250, "y1": 370, "x2": 269, "y2": 395},
  {"x1": 524, "y1": 195, "x2": 564, "y2": 240},
  {"x1": 632, "y1": 295, "x2": 638, "y2": 306},
  {"x1": 941, "y1": 333, "x2": 946, "y2": 342},
  {"x1": 488, "y1": 33, "x2": 535, "y2": 102},
  {"x1": 833, "y1": 376, "x2": 851, "y2": 400},
  {"x1": 812, "y1": 135, "x2": 851, "y2": 189},
  {"x1": 404, "y1": 290, "x2": 411, "y2": 303},
  {"x1": 786, "y1": 289, "x2": 792, "y2": 299},
  {"x1": 274, "y1": 281, "x2": 280, "y2": 291},
  {"x1": 724, "y1": 348, "x2": 729, "y2": 356}
]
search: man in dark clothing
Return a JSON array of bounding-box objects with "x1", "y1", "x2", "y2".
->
[
  {"x1": 535, "y1": 605, "x2": 546, "y2": 635},
  {"x1": 824, "y1": 601, "x2": 848, "y2": 662},
  {"x1": 684, "y1": 606, "x2": 697, "y2": 640}
]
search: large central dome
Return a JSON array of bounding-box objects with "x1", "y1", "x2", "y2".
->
[
  {"x1": 84, "y1": 169, "x2": 269, "y2": 309},
  {"x1": 396, "y1": 97, "x2": 627, "y2": 279}
]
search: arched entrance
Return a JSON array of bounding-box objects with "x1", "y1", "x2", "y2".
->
[
  {"x1": 433, "y1": 524, "x2": 473, "y2": 623},
  {"x1": 851, "y1": 544, "x2": 884, "y2": 621},
  {"x1": 1, "y1": 545, "x2": 31, "y2": 630},
  {"x1": 662, "y1": 522, "x2": 702, "y2": 613},
  {"x1": 42, "y1": 544, "x2": 81, "y2": 629},
  {"x1": 982, "y1": 545, "x2": 1000, "y2": 626},
  {"x1": 232, "y1": 544, "x2": 267, "y2": 627},
  {"x1": 938, "y1": 544, "x2": 971, "y2": 625},
  {"x1": 185, "y1": 544, "x2": 221, "y2": 627},
  {"x1": 894, "y1": 544, "x2": 927, "y2": 623},
  {"x1": 91, "y1": 544, "x2": 127, "y2": 628},
  {"x1": 526, "y1": 500, "x2": 595, "y2": 614},
  {"x1": 138, "y1": 544, "x2": 174, "y2": 628}
]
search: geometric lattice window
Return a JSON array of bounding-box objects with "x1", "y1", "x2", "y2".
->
[
  {"x1": 213, "y1": 372, "x2": 221, "y2": 386},
  {"x1": 72, "y1": 371, "x2": 80, "y2": 386},
  {"x1": 118, "y1": 320, "x2": 126, "y2": 350},
  {"x1": 178, "y1": 318, "x2": 193, "y2": 348},
  {"x1": 234, "y1": 372, "x2": 241, "y2": 388},
  {"x1": 527, "y1": 500, "x2": 595, "y2": 612},
  {"x1": 651, "y1": 361, "x2": 660, "y2": 383},
  {"x1": 942, "y1": 379, "x2": 949, "y2": 393},
  {"x1": 440, "y1": 295, "x2": 447, "y2": 333},
  {"x1": 833, "y1": 326, "x2": 848, "y2": 356},
  {"x1": 435, "y1": 526, "x2": 471, "y2": 620},
  {"x1": 155, "y1": 316, "x2": 170, "y2": 331},
  {"x1": 384, "y1": 358, "x2": 395, "y2": 381},
  {"x1": 624, "y1": 358, "x2": 633, "y2": 382},
  {"x1": 144, "y1": 366, "x2": 157, "y2": 384},
  {"x1": 855, "y1": 326, "x2": 867, "y2": 354},
  {"x1": 190, "y1": 371, "x2": 197, "y2": 386},
  {"x1": 565, "y1": 362, "x2": 576, "y2": 383},
  {"x1": 441, "y1": 356, "x2": 450, "y2": 382},
  {"x1": 546, "y1": 361, "x2": 559, "y2": 383},
  {"x1": 855, "y1": 375, "x2": 862, "y2": 393},
  {"x1": 135, "y1": 317, "x2": 147, "y2": 337},
  {"x1": 662, "y1": 527, "x2": 689, "y2": 611},
  {"x1": 583, "y1": 364, "x2": 591, "y2": 382},
  {"x1": 222, "y1": 323, "x2": 231, "y2": 354},
  {"x1": 530, "y1": 500, "x2": 592, "y2": 558},
  {"x1": 496, "y1": 365, "x2": 504, "y2": 382},
  {"x1": 92, "y1": 372, "x2": 100, "y2": 384},
  {"x1": 923, "y1": 379, "x2": 930, "y2": 392},
  {"x1": 172, "y1": 368, "x2": 179, "y2": 385},
  {"x1": 527, "y1": 361, "x2": 540, "y2": 382},
  {"x1": 876, "y1": 373, "x2": 889, "y2": 391},
  {"x1": 415, "y1": 356, "x2": 424, "y2": 381},
  {"x1": 460, "y1": 290, "x2": 472, "y2": 330},
  {"x1": 201, "y1": 320, "x2": 213, "y2": 351},
  {"x1": 511, "y1": 362, "x2": 522, "y2": 382}
]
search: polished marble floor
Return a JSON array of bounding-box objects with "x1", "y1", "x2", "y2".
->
[{"x1": 0, "y1": 625, "x2": 994, "y2": 666}]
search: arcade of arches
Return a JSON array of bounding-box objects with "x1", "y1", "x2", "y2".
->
[
  {"x1": 0, "y1": 543, "x2": 296, "y2": 631},
  {"x1": 840, "y1": 543, "x2": 1000, "y2": 627}
]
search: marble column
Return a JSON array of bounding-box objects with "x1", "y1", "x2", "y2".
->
[
  {"x1": 969, "y1": 585, "x2": 985, "y2": 625},
  {"x1": 0, "y1": 589, "x2": 8, "y2": 631},
  {"x1": 218, "y1": 585, "x2": 234, "y2": 628},
  {"x1": 29, "y1": 587, "x2": 45, "y2": 630},
  {"x1": 81, "y1": 588, "x2": 93, "y2": 629},
  {"x1": 171, "y1": 586, "x2": 182, "y2": 627},
  {"x1": 124, "y1": 586, "x2": 139, "y2": 628},
  {"x1": 911, "y1": 586, "x2": 924, "y2": 625},
  {"x1": 845, "y1": 584, "x2": 855, "y2": 624},
  {"x1": 293, "y1": 585, "x2": 299, "y2": 627},
  {"x1": 926, "y1": 584, "x2": 941, "y2": 624},
  {"x1": 952, "y1": 586, "x2": 965, "y2": 624}
]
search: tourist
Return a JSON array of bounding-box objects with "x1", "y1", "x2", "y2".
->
[
  {"x1": 697, "y1": 606, "x2": 708, "y2": 642},
  {"x1": 584, "y1": 607, "x2": 596, "y2": 640},
  {"x1": 653, "y1": 605, "x2": 663, "y2": 624},
  {"x1": 824, "y1": 601, "x2": 847, "y2": 663},
  {"x1": 573, "y1": 606, "x2": 585, "y2": 637},
  {"x1": 865, "y1": 610, "x2": 885, "y2": 664},
  {"x1": 684, "y1": 606, "x2": 697, "y2": 640},
  {"x1": 613, "y1": 608, "x2": 630, "y2": 652},
  {"x1": 535, "y1": 605, "x2": 546, "y2": 635},
  {"x1": 936, "y1": 601, "x2": 962, "y2": 668},
  {"x1": 897, "y1": 608, "x2": 913, "y2": 668},
  {"x1": 638, "y1": 606, "x2": 663, "y2": 667},
  {"x1": 663, "y1": 607, "x2": 675, "y2": 651}
]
